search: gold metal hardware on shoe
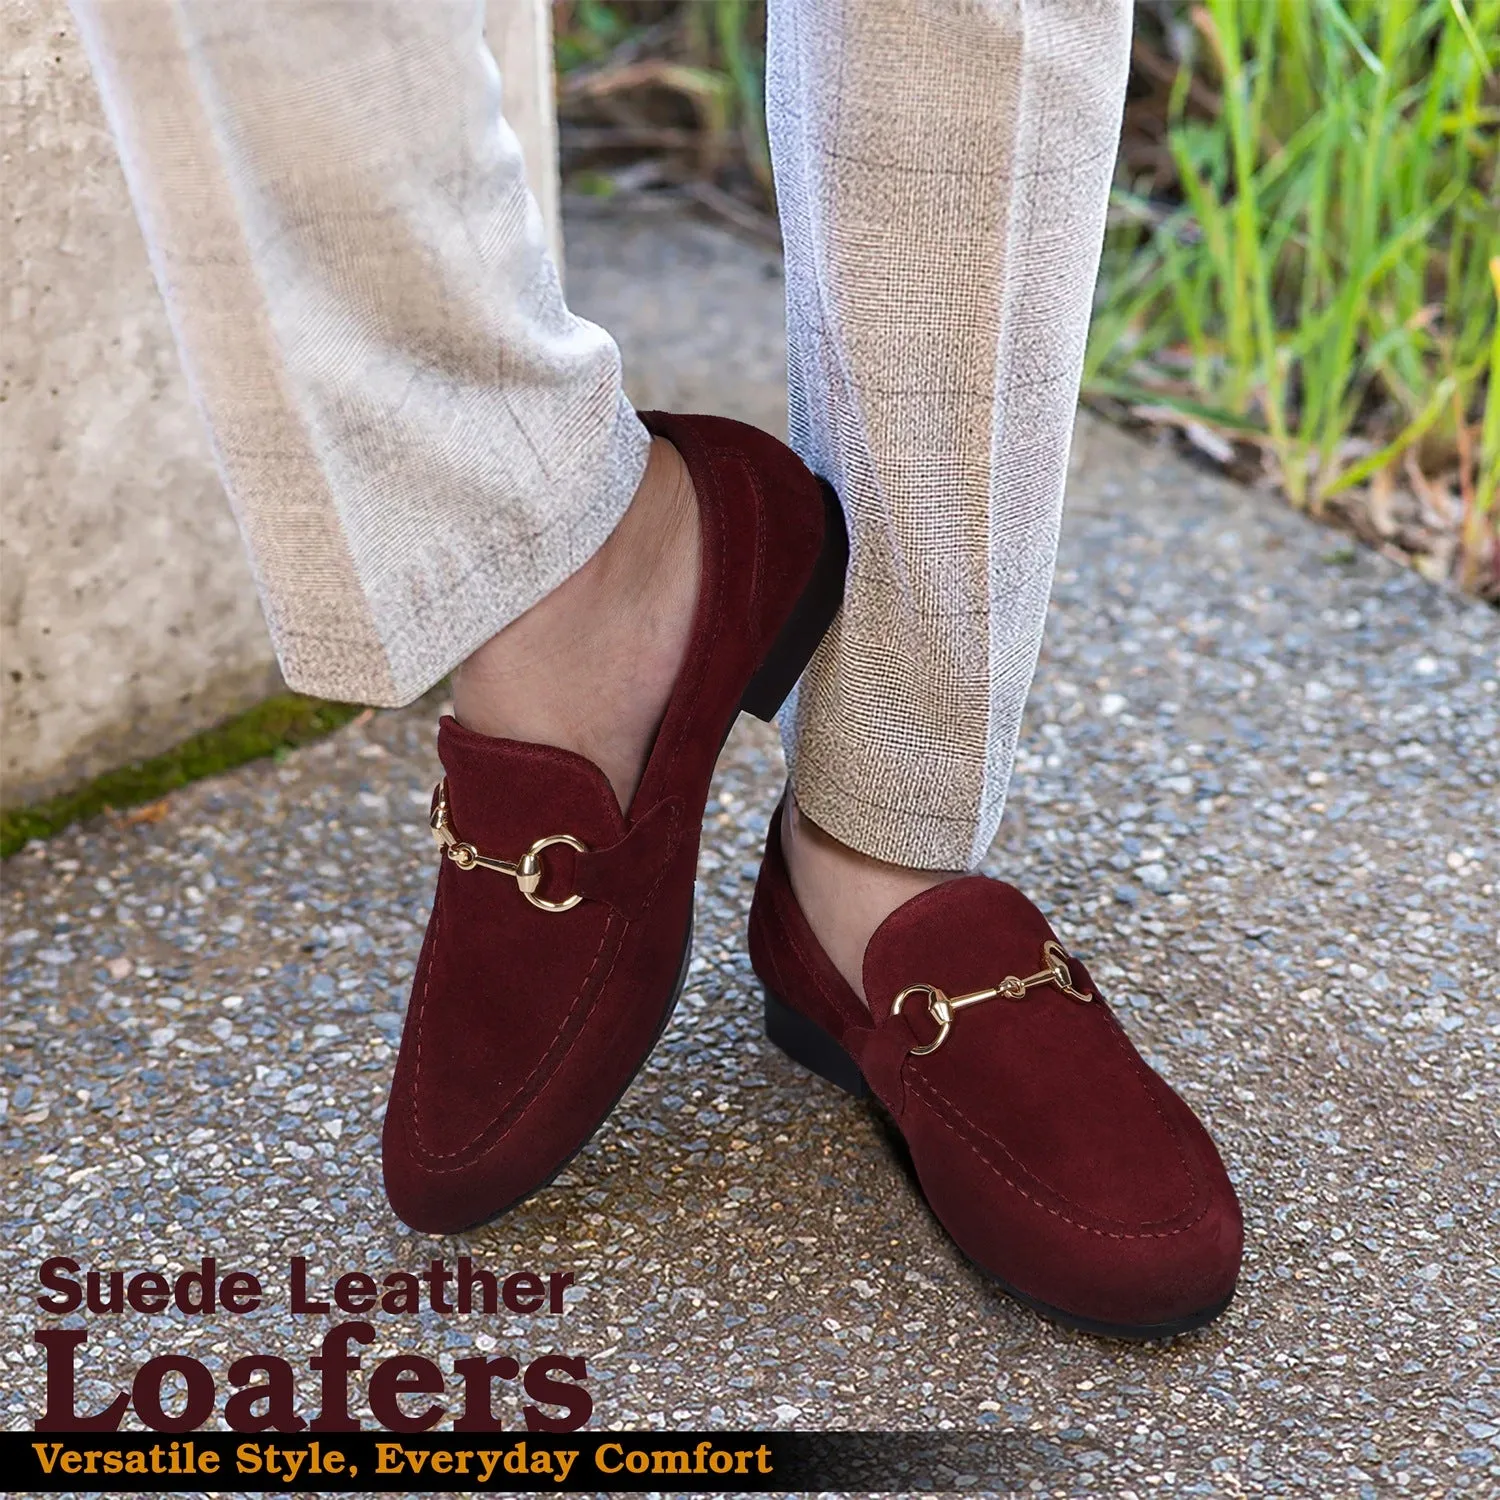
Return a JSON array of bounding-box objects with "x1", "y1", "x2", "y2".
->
[
  {"x1": 890, "y1": 939, "x2": 1093, "y2": 1057},
  {"x1": 428, "y1": 780, "x2": 588, "y2": 912}
]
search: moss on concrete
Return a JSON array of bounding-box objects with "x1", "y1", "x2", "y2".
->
[{"x1": 0, "y1": 694, "x2": 364, "y2": 857}]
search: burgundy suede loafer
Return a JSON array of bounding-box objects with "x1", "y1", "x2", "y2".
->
[
  {"x1": 383, "y1": 412, "x2": 848, "y2": 1234},
  {"x1": 749, "y1": 803, "x2": 1242, "y2": 1337}
]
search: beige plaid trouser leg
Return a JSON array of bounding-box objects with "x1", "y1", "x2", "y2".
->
[{"x1": 69, "y1": 0, "x2": 1130, "y2": 872}]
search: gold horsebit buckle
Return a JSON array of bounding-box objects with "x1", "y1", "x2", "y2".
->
[
  {"x1": 429, "y1": 779, "x2": 587, "y2": 912},
  {"x1": 891, "y1": 940, "x2": 1093, "y2": 1057}
]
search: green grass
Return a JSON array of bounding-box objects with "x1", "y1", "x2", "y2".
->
[
  {"x1": 1087, "y1": 0, "x2": 1499, "y2": 585},
  {"x1": 0, "y1": 694, "x2": 363, "y2": 857}
]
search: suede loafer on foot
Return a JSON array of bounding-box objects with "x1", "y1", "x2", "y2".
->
[
  {"x1": 749, "y1": 802, "x2": 1243, "y2": 1337},
  {"x1": 383, "y1": 413, "x2": 848, "y2": 1234}
]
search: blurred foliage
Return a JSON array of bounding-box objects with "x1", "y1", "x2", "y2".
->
[
  {"x1": 1097, "y1": 0, "x2": 1498, "y2": 595},
  {"x1": 550, "y1": 0, "x2": 1498, "y2": 597},
  {"x1": 553, "y1": 1, "x2": 771, "y2": 212}
]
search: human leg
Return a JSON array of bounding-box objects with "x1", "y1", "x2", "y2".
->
[
  {"x1": 69, "y1": 0, "x2": 845, "y2": 1231},
  {"x1": 765, "y1": 0, "x2": 1133, "y2": 993},
  {"x1": 68, "y1": 0, "x2": 667, "y2": 738},
  {"x1": 753, "y1": 0, "x2": 1243, "y2": 1336}
]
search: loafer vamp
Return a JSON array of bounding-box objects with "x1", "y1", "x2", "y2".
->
[
  {"x1": 852, "y1": 871, "x2": 1243, "y2": 1328},
  {"x1": 385, "y1": 721, "x2": 698, "y2": 1232},
  {"x1": 403, "y1": 861, "x2": 623, "y2": 1165},
  {"x1": 864, "y1": 876, "x2": 1206, "y2": 1233}
]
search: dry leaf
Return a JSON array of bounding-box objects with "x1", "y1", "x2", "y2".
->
[
  {"x1": 1184, "y1": 421, "x2": 1235, "y2": 465},
  {"x1": 1368, "y1": 465, "x2": 1398, "y2": 538},
  {"x1": 1403, "y1": 451, "x2": 1452, "y2": 527},
  {"x1": 115, "y1": 799, "x2": 170, "y2": 827}
]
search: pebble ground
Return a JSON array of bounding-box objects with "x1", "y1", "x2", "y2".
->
[{"x1": 2, "y1": 205, "x2": 1496, "y2": 1498}]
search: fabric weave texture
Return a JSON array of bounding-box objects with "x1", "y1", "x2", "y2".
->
[{"x1": 68, "y1": 0, "x2": 1130, "y2": 869}]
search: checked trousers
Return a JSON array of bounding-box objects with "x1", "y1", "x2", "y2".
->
[{"x1": 68, "y1": 0, "x2": 1130, "y2": 869}]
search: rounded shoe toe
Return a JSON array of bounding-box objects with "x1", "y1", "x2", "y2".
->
[{"x1": 909, "y1": 1070, "x2": 1243, "y2": 1334}]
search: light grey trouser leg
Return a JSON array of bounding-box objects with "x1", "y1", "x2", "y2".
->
[
  {"x1": 67, "y1": 0, "x2": 650, "y2": 706},
  {"x1": 73, "y1": 0, "x2": 1129, "y2": 872},
  {"x1": 768, "y1": 0, "x2": 1131, "y2": 869}
]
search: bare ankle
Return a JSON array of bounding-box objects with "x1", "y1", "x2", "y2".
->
[
  {"x1": 592, "y1": 437, "x2": 697, "y2": 601},
  {"x1": 451, "y1": 437, "x2": 701, "y2": 810},
  {"x1": 781, "y1": 792, "x2": 962, "y2": 1005}
]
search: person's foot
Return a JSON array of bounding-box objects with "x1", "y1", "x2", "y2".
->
[
  {"x1": 779, "y1": 792, "x2": 961, "y2": 1005},
  {"x1": 383, "y1": 412, "x2": 849, "y2": 1234},
  {"x1": 452, "y1": 434, "x2": 700, "y2": 813},
  {"x1": 749, "y1": 801, "x2": 1243, "y2": 1337}
]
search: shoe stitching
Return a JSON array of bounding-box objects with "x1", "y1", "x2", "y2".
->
[
  {"x1": 899, "y1": 965, "x2": 1201, "y2": 1218},
  {"x1": 773, "y1": 872, "x2": 866, "y2": 1039},
  {"x1": 761, "y1": 810, "x2": 867, "y2": 1032},
  {"x1": 910, "y1": 1072, "x2": 1212, "y2": 1240},
  {"x1": 450, "y1": 918, "x2": 627, "y2": 1165},
  {"x1": 406, "y1": 873, "x2": 618, "y2": 1169},
  {"x1": 746, "y1": 454, "x2": 768, "y2": 641},
  {"x1": 408, "y1": 821, "x2": 683, "y2": 1170},
  {"x1": 748, "y1": 882, "x2": 781, "y2": 995},
  {"x1": 867, "y1": 921, "x2": 1199, "y2": 1218},
  {"x1": 760, "y1": 899, "x2": 1215, "y2": 1239},
  {"x1": 760, "y1": 822, "x2": 1213, "y2": 1239},
  {"x1": 633, "y1": 800, "x2": 684, "y2": 917},
  {"x1": 408, "y1": 915, "x2": 618, "y2": 1170},
  {"x1": 1097, "y1": 1001, "x2": 1200, "y2": 1192}
]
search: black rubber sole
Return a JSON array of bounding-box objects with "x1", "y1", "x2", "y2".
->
[
  {"x1": 765, "y1": 985, "x2": 870, "y2": 1098},
  {"x1": 739, "y1": 477, "x2": 849, "y2": 722},
  {"x1": 763, "y1": 986, "x2": 1235, "y2": 1341},
  {"x1": 979, "y1": 1272, "x2": 1234, "y2": 1341}
]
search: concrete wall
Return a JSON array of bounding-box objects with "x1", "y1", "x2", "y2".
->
[{"x1": 0, "y1": 0, "x2": 560, "y2": 808}]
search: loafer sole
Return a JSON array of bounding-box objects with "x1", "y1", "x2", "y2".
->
[{"x1": 980, "y1": 1271, "x2": 1235, "y2": 1341}]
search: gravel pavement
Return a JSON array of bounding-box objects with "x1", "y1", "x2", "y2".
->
[{"x1": 2, "y1": 203, "x2": 1496, "y2": 1498}]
